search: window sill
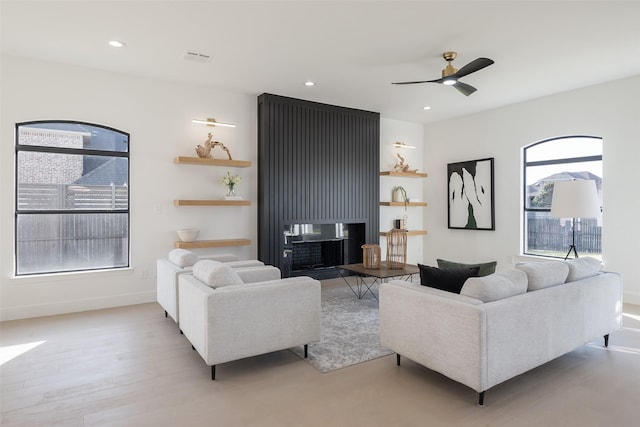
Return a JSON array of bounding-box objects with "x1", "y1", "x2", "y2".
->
[{"x1": 11, "y1": 267, "x2": 134, "y2": 284}]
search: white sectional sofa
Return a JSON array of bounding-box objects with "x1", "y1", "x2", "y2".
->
[
  {"x1": 156, "y1": 249, "x2": 266, "y2": 325},
  {"x1": 178, "y1": 259, "x2": 321, "y2": 380},
  {"x1": 379, "y1": 257, "x2": 622, "y2": 405}
]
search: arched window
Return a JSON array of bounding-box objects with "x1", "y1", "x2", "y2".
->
[
  {"x1": 523, "y1": 136, "x2": 602, "y2": 259},
  {"x1": 15, "y1": 121, "x2": 129, "y2": 275}
]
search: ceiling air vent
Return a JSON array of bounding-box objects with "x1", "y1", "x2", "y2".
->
[{"x1": 183, "y1": 51, "x2": 211, "y2": 63}]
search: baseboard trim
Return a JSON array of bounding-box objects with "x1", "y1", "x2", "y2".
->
[
  {"x1": 623, "y1": 291, "x2": 640, "y2": 307},
  {"x1": 0, "y1": 291, "x2": 156, "y2": 321}
]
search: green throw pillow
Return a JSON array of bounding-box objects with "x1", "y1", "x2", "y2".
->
[
  {"x1": 418, "y1": 264, "x2": 481, "y2": 294},
  {"x1": 437, "y1": 259, "x2": 497, "y2": 277}
]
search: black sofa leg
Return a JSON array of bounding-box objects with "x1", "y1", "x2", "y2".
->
[
  {"x1": 192, "y1": 345, "x2": 195, "y2": 351},
  {"x1": 604, "y1": 334, "x2": 609, "y2": 347},
  {"x1": 397, "y1": 354, "x2": 401, "y2": 366},
  {"x1": 304, "y1": 344, "x2": 308, "y2": 358},
  {"x1": 478, "y1": 391, "x2": 485, "y2": 406},
  {"x1": 180, "y1": 329, "x2": 183, "y2": 335},
  {"x1": 164, "y1": 310, "x2": 168, "y2": 318},
  {"x1": 211, "y1": 365, "x2": 216, "y2": 381}
]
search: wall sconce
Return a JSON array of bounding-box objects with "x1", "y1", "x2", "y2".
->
[
  {"x1": 192, "y1": 118, "x2": 236, "y2": 128},
  {"x1": 393, "y1": 141, "x2": 415, "y2": 149}
]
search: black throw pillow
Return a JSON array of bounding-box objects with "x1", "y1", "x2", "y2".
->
[{"x1": 417, "y1": 264, "x2": 481, "y2": 294}]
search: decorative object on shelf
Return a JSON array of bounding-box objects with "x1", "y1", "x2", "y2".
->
[
  {"x1": 221, "y1": 171, "x2": 241, "y2": 198},
  {"x1": 393, "y1": 153, "x2": 418, "y2": 173},
  {"x1": 392, "y1": 141, "x2": 415, "y2": 149},
  {"x1": 195, "y1": 133, "x2": 233, "y2": 160},
  {"x1": 393, "y1": 218, "x2": 408, "y2": 231},
  {"x1": 362, "y1": 244, "x2": 381, "y2": 269},
  {"x1": 448, "y1": 157, "x2": 495, "y2": 231},
  {"x1": 392, "y1": 186, "x2": 409, "y2": 209},
  {"x1": 386, "y1": 229, "x2": 407, "y2": 269},
  {"x1": 176, "y1": 228, "x2": 200, "y2": 242},
  {"x1": 192, "y1": 117, "x2": 236, "y2": 128}
]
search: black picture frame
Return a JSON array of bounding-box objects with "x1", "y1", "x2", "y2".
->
[{"x1": 447, "y1": 157, "x2": 495, "y2": 230}]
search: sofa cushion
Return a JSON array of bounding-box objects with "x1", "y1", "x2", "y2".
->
[
  {"x1": 437, "y1": 258, "x2": 497, "y2": 277},
  {"x1": 168, "y1": 248, "x2": 199, "y2": 268},
  {"x1": 516, "y1": 261, "x2": 569, "y2": 291},
  {"x1": 418, "y1": 264, "x2": 480, "y2": 294},
  {"x1": 460, "y1": 269, "x2": 528, "y2": 302},
  {"x1": 193, "y1": 260, "x2": 243, "y2": 288},
  {"x1": 564, "y1": 257, "x2": 602, "y2": 282}
]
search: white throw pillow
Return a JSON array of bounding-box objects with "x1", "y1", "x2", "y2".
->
[
  {"x1": 168, "y1": 248, "x2": 200, "y2": 268},
  {"x1": 516, "y1": 261, "x2": 569, "y2": 291},
  {"x1": 460, "y1": 269, "x2": 528, "y2": 302},
  {"x1": 193, "y1": 259, "x2": 243, "y2": 288},
  {"x1": 564, "y1": 257, "x2": 602, "y2": 282}
]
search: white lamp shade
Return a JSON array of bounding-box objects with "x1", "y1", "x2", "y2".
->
[{"x1": 550, "y1": 180, "x2": 601, "y2": 218}]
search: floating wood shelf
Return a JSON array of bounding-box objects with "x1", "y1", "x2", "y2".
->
[
  {"x1": 380, "y1": 201, "x2": 428, "y2": 207},
  {"x1": 174, "y1": 156, "x2": 251, "y2": 168},
  {"x1": 379, "y1": 230, "x2": 428, "y2": 237},
  {"x1": 174, "y1": 239, "x2": 251, "y2": 249},
  {"x1": 380, "y1": 171, "x2": 428, "y2": 178},
  {"x1": 174, "y1": 199, "x2": 251, "y2": 206}
]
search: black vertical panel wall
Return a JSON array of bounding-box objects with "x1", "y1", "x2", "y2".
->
[{"x1": 257, "y1": 93, "x2": 380, "y2": 272}]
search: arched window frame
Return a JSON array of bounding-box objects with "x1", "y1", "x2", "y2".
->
[
  {"x1": 522, "y1": 135, "x2": 602, "y2": 258},
  {"x1": 14, "y1": 120, "x2": 130, "y2": 275}
]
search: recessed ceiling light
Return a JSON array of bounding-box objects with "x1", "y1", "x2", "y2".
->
[
  {"x1": 305, "y1": 81, "x2": 315, "y2": 87},
  {"x1": 109, "y1": 40, "x2": 126, "y2": 48},
  {"x1": 423, "y1": 106, "x2": 431, "y2": 110}
]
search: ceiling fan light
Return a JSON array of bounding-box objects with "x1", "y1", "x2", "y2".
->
[{"x1": 443, "y1": 78, "x2": 457, "y2": 86}]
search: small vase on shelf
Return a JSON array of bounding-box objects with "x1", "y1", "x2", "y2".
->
[{"x1": 221, "y1": 171, "x2": 242, "y2": 200}]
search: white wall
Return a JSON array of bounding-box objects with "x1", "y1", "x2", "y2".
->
[
  {"x1": 1, "y1": 55, "x2": 258, "y2": 320},
  {"x1": 379, "y1": 118, "x2": 425, "y2": 265},
  {"x1": 422, "y1": 75, "x2": 640, "y2": 304},
  {"x1": 3, "y1": 55, "x2": 638, "y2": 319}
]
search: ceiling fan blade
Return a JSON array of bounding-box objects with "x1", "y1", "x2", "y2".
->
[
  {"x1": 453, "y1": 81, "x2": 477, "y2": 96},
  {"x1": 391, "y1": 79, "x2": 442, "y2": 85},
  {"x1": 454, "y1": 58, "x2": 494, "y2": 79}
]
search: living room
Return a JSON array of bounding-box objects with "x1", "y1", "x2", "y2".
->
[{"x1": 1, "y1": 1, "x2": 640, "y2": 426}]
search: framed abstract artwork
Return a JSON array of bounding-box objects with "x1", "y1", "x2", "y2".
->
[{"x1": 447, "y1": 157, "x2": 495, "y2": 230}]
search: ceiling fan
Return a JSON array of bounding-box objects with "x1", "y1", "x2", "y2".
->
[{"x1": 392, "y1": 51, "x2": 494, "y2": 96}]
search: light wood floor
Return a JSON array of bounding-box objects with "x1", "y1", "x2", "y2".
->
[{"x1": 1, "y1": 282, "x2": 639, "y2": 427}]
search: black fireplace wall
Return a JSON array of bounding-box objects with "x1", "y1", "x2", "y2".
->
[{"x1": 257, "y1": 94, "x2": 380, "y2": 275}]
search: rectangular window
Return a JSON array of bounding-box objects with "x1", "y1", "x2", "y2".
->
[{"x1": 15, "y1": 122, "x2": 129, "y2": 275}]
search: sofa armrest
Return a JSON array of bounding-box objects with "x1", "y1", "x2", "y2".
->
[
  {"x1": 157, "y1": 258, "x2": 191, "y2": 322},
  {"x1": 235, "y1": 266, "x2": 281, "y2": 283},
  {"x1": 200, "y1": 253, "x2": 238, "y2": 262},
  {"x1": 379, "y1": 280, "x2": 487, "y2": 393},
  {"x1": 226, "y1": 260, "x2": 265, "y2": 268},
  {"x1": 177, "y1": 274, "x2": 215, "y2": 355}
]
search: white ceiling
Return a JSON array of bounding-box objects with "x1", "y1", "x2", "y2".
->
[{"x1": 2, "y1": 0, "x2": 640, "y2": 124}]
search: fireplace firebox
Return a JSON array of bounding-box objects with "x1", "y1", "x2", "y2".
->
[{"x1": 283, "y1": 223, "x2": 365, "y2": 279}]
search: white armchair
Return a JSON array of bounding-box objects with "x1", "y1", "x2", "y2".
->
[
  {"x1": 178, "y1": 260, "x2": 321, "y2": 380},
  {"x1": 156, "y1": 249, "x2": 266, "y2": 325}
]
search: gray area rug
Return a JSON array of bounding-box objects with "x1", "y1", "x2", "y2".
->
[{"x1": 291, "y1": 285, "x2": 393, "y2": 373}]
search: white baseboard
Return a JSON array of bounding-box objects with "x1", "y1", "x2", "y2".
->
[
  {"x1": 623, "y1": 291, "x2": 640, "y2": 307},
  {"x1": 0, "y1": 291, "x2": 156, "y2": 321}
]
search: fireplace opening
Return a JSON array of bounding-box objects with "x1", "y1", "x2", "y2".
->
[{"x1": 283, "y1": 223, "x2": 365, "y2": 279}]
